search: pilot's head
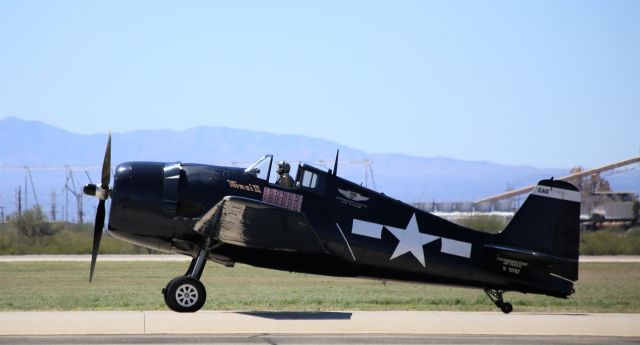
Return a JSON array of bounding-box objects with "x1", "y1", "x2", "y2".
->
[{"x1": 277, "y1": 161, "x2": 290, "y2": 174}]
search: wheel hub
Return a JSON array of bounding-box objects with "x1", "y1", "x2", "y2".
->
[{"x1": 175, "y1": 283, "x2": 199, "y2": 307}]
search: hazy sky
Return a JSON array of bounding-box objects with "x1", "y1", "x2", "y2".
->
[{"x1": 1, "y1": 1, "x2": 638, "y2": 168}]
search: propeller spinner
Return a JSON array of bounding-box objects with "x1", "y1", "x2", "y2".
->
[{"x1": 83, "y1": 133, "x2": 111, "y2": 282}]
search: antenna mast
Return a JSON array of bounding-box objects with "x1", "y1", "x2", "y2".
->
[{"x1": 333, "y1": 149, "x2": 339, "y2": 176}]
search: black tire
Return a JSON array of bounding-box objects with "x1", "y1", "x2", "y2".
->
[
  {"x1": 163, "y1": 276, "x2": 206, "y2": 312},
  {"x1": 500, "y1": 303, "x2": 513, "y2": 314}
]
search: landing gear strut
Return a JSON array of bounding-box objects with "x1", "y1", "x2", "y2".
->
[
  {"x1": 162, "y1": 248, "x2": 208, "y2": 312},
  {"x1": 485, "y1": 289, "x2": 513, "y2": 314}
]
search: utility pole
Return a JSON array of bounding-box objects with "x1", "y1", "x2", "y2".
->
[
  {"x1": 51, "y1": 191, "x2": 57, "y2": 222},
  {"x1": 24, "y1": 169, "x2": 28, "y2": 211},
  {"x1": 16, "y1": 186, "x2": 22, "y2": 216},
  {"x1": 64, "y1": 167, "x2": 70, "y2": 222},
  {"x1": 71, "y1": 170, "x2": 83, "y2": 224},
  {"x1": 77, "y1": 194, "x2": 83, "y2": 224}
]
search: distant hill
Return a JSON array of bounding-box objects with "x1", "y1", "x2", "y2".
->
[{"x1": 0, "y1": 117, "x2": 637, "y2": 218}]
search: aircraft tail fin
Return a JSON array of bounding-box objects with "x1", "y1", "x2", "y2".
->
[{"x1": 497, "y1": 179, "x2": 581, "y2": 282}]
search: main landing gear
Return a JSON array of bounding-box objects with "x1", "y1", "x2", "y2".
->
[
  {"x1": 485, "y1": 289, "x2": 513, "y2": 314},
  {"x1": 162, "y1": 249, "x2": 208, "y2": 312}
]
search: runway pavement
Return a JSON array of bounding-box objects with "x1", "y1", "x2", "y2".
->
[
  {"x1": 0, "y1": 311, "x2": 638, "y2": 337},
  {"x1": 2, "y1": 256, "x2": 638, "y2": 342},
  {"x1": 1, "y1": 334, "x2": 638, "y2": 345},
  {"x1": 1, "y1": 254, "x2": 639, "y2": 262}
]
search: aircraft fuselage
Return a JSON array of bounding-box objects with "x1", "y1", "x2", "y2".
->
[{"x1": 107, "y1": 159, "x2": 577, "y2": 300}]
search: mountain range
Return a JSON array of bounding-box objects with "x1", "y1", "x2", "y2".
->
[{"x1": 0, "y1": 117, "x2": 637, "y2": 217}]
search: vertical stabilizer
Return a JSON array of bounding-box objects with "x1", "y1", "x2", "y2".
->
[{"x1": 498, "y1": 179, "x2": 581, "y2": 281}]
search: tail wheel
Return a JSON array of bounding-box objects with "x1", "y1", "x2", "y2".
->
[
  {"x1": 163, "y1": 276, "x2": 206, "y2": 312},
  {"x1": 485, "y1": 288, "x2": 514, "y2": 314},
  {"x1": 500, "y1": 302, "x2": 513, "y2": 314}
]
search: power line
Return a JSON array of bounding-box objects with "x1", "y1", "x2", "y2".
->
[{"x1": 0, "y1": 165, "x2": 101, "y2": 171}]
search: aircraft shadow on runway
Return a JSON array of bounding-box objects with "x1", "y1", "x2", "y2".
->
[{"x1": 236, "y1": 311, "x2": 353, "y2": 320}]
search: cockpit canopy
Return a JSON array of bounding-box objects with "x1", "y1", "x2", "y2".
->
[
  {"x1": 245, "y1": 154, "x2": 273, "y2": 180},
  {"x1": 245, "y1": 154, "x2": 330, "y2": 194}
]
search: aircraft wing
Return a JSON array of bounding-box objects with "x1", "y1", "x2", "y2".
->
[{"x1": 196, "y1": 196, "x2": 327, "y2": 254}]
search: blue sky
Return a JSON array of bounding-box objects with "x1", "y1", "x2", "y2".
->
[{"x1": 1, "y1": 0, "x2": 638, "y2": 168}]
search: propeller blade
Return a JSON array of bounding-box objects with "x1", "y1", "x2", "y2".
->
[
  {"x1": 90, "y1": 133, "x2": 111, "y2": 283},
  {"x1": 90, "y1": 199, "x2": 105, "y2": 282},
  {"x1": 101, "y1": 132, "x2": 111, "y2": 189}
]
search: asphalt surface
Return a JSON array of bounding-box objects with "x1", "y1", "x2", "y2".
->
[{"x1": 0, "y1": 334, "x2": 638, "y2": 345}]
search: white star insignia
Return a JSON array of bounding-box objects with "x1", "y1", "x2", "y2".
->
[
  {"x1": 386, "y1": 213, "x2": 438, "y2": 267},
  {"x1": 350, "y1": 213, "x2": 472, "y2": 267}
]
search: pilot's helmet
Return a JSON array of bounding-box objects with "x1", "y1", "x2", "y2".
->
[{"x1": 277, "y1": 161, "x2": 290, "y2": 174}]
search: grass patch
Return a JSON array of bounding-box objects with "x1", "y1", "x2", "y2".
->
[
  {"x1": 0, "y1": 261, "x2": 638, "y2": 312},
  {"x1": 454, "y1": 216, "x2": 640, "y2": 255},
  {"x1": 2, "y1": 215, "x2": 639, "y2": 255},
  {"x1": 580, "y1": 226, "x2": 640, "y2": 255},
  {"x1": 0, "y1": 223, "x2": 149, "y2": 255},
  {"x1": 454, "y1": 215, "x2": 508, "y2": 234}
]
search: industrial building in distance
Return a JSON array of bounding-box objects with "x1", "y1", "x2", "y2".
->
[{"x1": 413, "y1": 156, "x2": 640, "y2": 229}]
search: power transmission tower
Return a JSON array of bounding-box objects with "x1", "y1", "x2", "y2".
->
[
  {"x1": 64, "y1": 169, "x2": 84, "y2": 224},
  {"x1": 363, "y1": 160, "x2": 377, "y2": 191},
  {"x1": 26, "y1": 167, "x2": 39, "y2": 208}
]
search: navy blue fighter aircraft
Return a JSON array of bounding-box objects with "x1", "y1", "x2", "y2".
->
[{"x1": 84, "y1": 135, "x2": 580, "y2": 313}]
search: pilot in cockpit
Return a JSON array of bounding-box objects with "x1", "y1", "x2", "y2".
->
[{"x1": 275, "y1": 161, "x2": 294, "y2": 188}]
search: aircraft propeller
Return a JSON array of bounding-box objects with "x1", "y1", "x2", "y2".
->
[{"x1": 82, "y1": 133, "x2": 111, "y2": 282}]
